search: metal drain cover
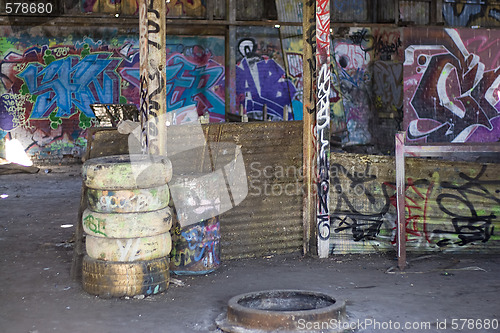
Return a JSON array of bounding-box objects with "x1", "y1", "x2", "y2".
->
[{"x1": 216, "y1": 290, "x2": 346, "y2": 332}]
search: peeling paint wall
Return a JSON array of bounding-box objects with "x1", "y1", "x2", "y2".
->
[{"x1": 330, "y1": 153, "x2": 500, "y2": 254}]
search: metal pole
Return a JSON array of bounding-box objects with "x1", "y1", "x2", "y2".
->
[
  {"x1": 140, "y1": 0, "x2": 167, "y2": 156},
  {"x1": 395, "y1": 132, "x2": 407, "y2": 270},
  {"x1": 315, "y1": 0, "x2": 331, "y2": 258},
  {"x1": 302, "y1": 0, "x2": 317, "y2": 256}
]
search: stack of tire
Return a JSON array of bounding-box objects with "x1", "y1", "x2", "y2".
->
[{"x1": 81, "y1": 154, "x2": 173, "y2": 298}]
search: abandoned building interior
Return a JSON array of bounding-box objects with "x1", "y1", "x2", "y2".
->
[{"x1": 0, "y1": 0, "x2": 499, "y2": 332}]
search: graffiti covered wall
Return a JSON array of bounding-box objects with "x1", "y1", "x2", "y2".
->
[
  {"x1": 404, "y1": 27, "x2": 500, "y2": 143},
  {"x1": 332, "y1": 27, "x2": 403, "y2": 146},
  {"x1": 0, "y1": 26, "x2": 140, "y2": 161},
  {"x1": 330, "y1": 153, "x2": 500, "y2": 254},
  {"x1": 166, "y1": 36, "x2": 226, "y2": 123},
  {"x1": 235, "y1": 27, "x2": 303, "y2": 121},
  {"x1": 443, "y1": 0, "x2": 500, "y2": 27}
]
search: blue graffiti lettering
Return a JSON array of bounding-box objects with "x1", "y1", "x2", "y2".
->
[
  {"x1": 166, "y1": 54, "x2": 224, "y2": 114},
  {"x1": 442, "y1": 0, "x2": 484, "y2": 27},
  {"x1": 236, "y1": 57, "x2": 297, "y2": 120},
  {"x1": 18, "y1": 53, "x2": 121, "y2": 119}
]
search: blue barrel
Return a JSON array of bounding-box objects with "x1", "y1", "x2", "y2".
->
[{"x1": 170, "y1": 216, "x2": 221, "y2": 275}]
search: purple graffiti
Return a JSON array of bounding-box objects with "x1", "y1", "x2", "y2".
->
[
  {"x1": 18, "y1": 53, "x2": 121, "y2": 119},
  {"x1": 236, "y1": 57, "x2": 297, "y2": 120},
  {"x1": 407, "y1": 29, "x2": 500, "y2": 143}
]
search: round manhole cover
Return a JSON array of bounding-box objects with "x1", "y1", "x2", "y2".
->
[{"x1": 216, "y1": 290, "x2": 346, "y2": 332}]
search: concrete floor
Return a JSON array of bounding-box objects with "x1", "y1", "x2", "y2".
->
[{"x1": 0, "y1": 166, "x2": 499, "y2": 333}]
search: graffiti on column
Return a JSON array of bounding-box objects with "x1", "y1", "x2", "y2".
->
[
  {"x1": 236, "y1": 37, "x2": 301, "y2": 120},
  {"x1": 316, "y1": 0, "x2": 330, "y2": 257},
  {"x1": 166, "y1": 40, "x2": 225, "y2": 123},
  {"x1": 143, "y1": 0, "x2": 166, "y2": 155},
  {"x1": 404, "y1": 28, "x2": 500, "y2": 143}
]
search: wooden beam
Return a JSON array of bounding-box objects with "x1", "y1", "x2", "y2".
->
[
  {"x1": 140, "y1": 0, "x2": 167, "y2": 155},
  {"x1": 302, "y1": 0, "x2": 317, "y2": 256}
]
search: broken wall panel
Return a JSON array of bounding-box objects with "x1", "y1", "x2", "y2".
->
[
  {"x1": 330, "y1": 152, "x2": 500, "y2": 254},
  {"x1": 403, "y1": 27, "x2": 500, "y2": 143}
]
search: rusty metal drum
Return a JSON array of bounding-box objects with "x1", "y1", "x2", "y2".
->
[{"x1": 170, "y1": 215, "x2": 221, "y2": 275}]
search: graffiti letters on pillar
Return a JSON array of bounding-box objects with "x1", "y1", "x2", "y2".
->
[
  {"x1": 145, "y1": 0, "x2": 166, "y2": 154},
  {"x1": 18, "y1": 53, "x2": 121, "y2": 119},
  {"x1": 331, "y1": 164, "x2": 391, "y2": 244},
  {"x1": 434, "y1": 165, "x2": 499, "y2": 247},
  {"x1": 317, "y1": 64, "x2": 330, "y2": 242},
  {"x1": 406, "y1": 29, "x2": 500, "y2": 143},
  {"x1": 316, "y1": 0, "x2": 330, "y2": 252},
  {"x1": 236, "y1": 38, "x2": 297, "y2": 120}
]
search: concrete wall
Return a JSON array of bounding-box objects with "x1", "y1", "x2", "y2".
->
[{"x1": 330, "y1": 153, "x2": 500, "y2": 254}]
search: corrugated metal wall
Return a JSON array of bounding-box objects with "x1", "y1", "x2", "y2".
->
[
  {"x1": 213, "y1": 122, "x2": 304, "y2": 259},
  {"x1": 330, "y1": 153, "x2": 500, "y2": 254},
  {"x1": 331, "y1": 0, "x2": 370, "y2": 23},
  {"x1": 166, "y1": 121, "x2": 304, "y2": 260}
]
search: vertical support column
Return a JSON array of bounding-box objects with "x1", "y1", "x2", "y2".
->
[
  {"x1": 302, "y1": 0, "x2": 317, "y2": 256},
  {"x1": 139, "y1": 0, "x2": 149, "y2": 153},
  {"x1": 140, "y1": 0, "x2": 167, "y2": 155},
  {"x1": 225, "y1": 0, "x2": 237, "y2": 119},
  {"x1": 315, "y1": 0, "x2": 331, "y2": 258},
  {"x1": 395, "y1": 131, "x2": 406, "y2": 270}
]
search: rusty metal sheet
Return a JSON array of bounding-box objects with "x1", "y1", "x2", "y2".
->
[
  {"x1": 204, "y1": 121, "x2": 304, "y2": 260},
  {"x1": 331, "y1": 0, "x2": 370, "y2": 23},
  {"x1": 400, "y1": 1, "x2": 431, "y2": 25}
]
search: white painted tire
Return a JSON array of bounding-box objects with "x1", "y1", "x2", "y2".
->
[
  {"x1": 82, "y1": 255, "x2": 170, "y2": 297},
  {"x1": 86, "y1": 184, "x2": 170, "y2": 213},
  {"x1": 82, "y1": 207, "x2": 173, "y2": 238},
  {"x1": 86, "y1": 232, "x2": 172, "y2": 262},
  {"x1": 83, "y1": 154, "x2": 173, "y2": 190}
]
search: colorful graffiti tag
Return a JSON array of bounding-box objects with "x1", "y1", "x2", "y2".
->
[
  {"x1": 166, "y1": 37, "x2": 225, "y2": 123},
  {"x1": 235, "y1": 34, "x2": 303, "y2": 120},
  {"x1": 404, "y1": 28, "x2": 500, "y2": 143},
  {"x1": 0, "y1": 29, "x2": 139, "y2": 160},
  {"x1": 443, "y1": 0, "x2": 500, "y2": 27}
]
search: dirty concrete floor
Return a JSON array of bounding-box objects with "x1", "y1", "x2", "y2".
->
[{"x1": 0, "y1": 166, "x2": 499, "y2": 333}]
